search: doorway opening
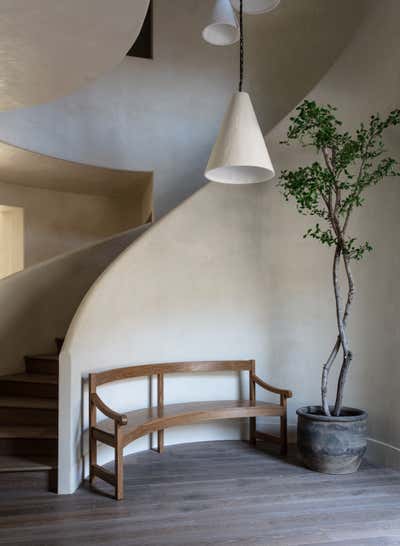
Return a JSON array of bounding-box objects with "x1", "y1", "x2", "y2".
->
[{"x1": 0, "y1": 205, "x2": 24, "y2": 280}]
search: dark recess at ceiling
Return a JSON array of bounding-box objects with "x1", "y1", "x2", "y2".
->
[{"x1": 126, "y1": 1, "x2": 153, "y2": 60}]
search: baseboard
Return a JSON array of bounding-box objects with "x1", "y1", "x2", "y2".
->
[{"x1": 366, "y1": 437, "x2": 400, "y2": 470}]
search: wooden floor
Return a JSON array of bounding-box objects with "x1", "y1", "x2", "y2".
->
[{"x1": 1, "y1": 440, "x2": 400, "y2": 545}]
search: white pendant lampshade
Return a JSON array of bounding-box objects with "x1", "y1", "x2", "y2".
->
[
  {"x1": 231, "y1": 0, "x2": 280, "y2": 15},
  {"x1": 202, "y1": 0, "x2": 240, "y2": 46},
  {"x1": 205, "y1": 91, "x2": 275, "y2": 184}
]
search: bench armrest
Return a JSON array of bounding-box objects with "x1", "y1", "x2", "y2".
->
[
  {"x1": 253, "y1": 375, "x2": 292, "y2": 398},
  {"x1": 91, "y1": 393, "x2": 128, "y2": 426}
]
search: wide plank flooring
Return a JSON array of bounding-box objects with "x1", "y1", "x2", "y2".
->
[{"x1": 1, "y1": 440, "x2": 400, "y2": 545}]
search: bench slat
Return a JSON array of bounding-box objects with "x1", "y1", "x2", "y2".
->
[
  {"x1": 93, "y1": 361, "x2": 253, "y2": 386},
  {"x1": 93, "y1": 400, "x2": 284, "y2": 447},
  {"x1": 91, "y1": 464, "x2": 116, "y2": 486}
]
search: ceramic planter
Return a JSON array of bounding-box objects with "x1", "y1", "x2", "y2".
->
[{"x1": 296, "y1": 406, "x2": 368, "y2": 474}]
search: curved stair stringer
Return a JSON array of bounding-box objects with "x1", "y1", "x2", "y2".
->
[
  {"x1": 0, "y1": 223, "x2": 150, "y2": 378},
  {"x1": 0, "y1": 0, "x2": 150, "y2": 110}
]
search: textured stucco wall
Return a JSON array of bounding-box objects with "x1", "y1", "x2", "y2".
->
[{"x1": 58, "y1": 0, "x2": 400, "y2": 495}]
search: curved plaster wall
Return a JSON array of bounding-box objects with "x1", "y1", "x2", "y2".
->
[
  {"x1": 0, "y1": 142, "x2": 152, "y2": 379},
  {"x1": 0, "y1": 0, "x2": 149, "y2": 109},
  {"x1": 59, "y1": 0, "x2": 400, "y2": 494},
  {"x1": 0, "y1": 223, "x2": 148, "y2": 379},
  {"x1": 0, "y1": 0, "x2": 367, "y2": 218}
]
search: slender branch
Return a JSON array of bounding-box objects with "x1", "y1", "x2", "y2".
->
[
  {"x1": 342, "y1": 132, "x2": 373, "y2": 234},
  {"x1": 322, "y1": 147, "x2": 334, "y2": 175}
]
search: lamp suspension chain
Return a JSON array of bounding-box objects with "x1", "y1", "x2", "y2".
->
[{"x1": 239, "y1": 0, "x2": 244, "y2": 92}]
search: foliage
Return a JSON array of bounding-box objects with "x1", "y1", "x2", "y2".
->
[
  {"x1": 280, "y1": 101, "x2": 400, "y2": 260},
  {"x1": 279, "y1": 100, "x2": 400, "y2": 416}
]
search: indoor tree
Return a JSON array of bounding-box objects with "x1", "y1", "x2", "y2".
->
[{"x1": 279, "y1": 100, "x2": 400, "y2": 417}]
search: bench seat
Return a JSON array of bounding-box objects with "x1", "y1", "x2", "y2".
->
[{"x1": 93, "y1": 399, "x2": 284, "y2": 447}]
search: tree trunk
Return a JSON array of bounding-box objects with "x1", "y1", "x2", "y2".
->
[
  {"x1": 321, "y1": 336, "x2": 341, "y2": 415},
  {"x1": 333, "y1": 254, "x2": 355, "y2": 416},
  {"x1": 321, "y1": 247, "x2": 355, "y2": 416}
]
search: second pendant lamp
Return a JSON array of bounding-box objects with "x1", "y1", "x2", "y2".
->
[{"x1": 205, "y1": 0, "x2": 275, "y2": 184}]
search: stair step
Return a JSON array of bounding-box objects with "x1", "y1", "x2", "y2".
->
[
  {"x1": 0, "y1": 425, "x2": 57, "y2": 439},
  {"x1": 0, "y1": 396, "x2": 57, "y2": 409},
  {"x1": 25, "y1": 354, "x2": 59, "y2": 375},
  {"x1": 0, "y1": 396, "x2": 58, "y2": 425},
  {"x1": 0, "y1": 438, "x2": 58, "y2": 456},
  {"x1": 0, "y1": 454, "x2": 57, "y2": 472},
  {"x1": 0, "y1": 374, "x2": 58, "y2": 398}
]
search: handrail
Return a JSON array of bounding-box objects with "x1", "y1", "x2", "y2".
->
[
  {"x1": 91, "y1": 393, "x2": 128, "y2": 426},
  {"x1": 253, "y1": 375, "x2": 292, "y2": 398}
]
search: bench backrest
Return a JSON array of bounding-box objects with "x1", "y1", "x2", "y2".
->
[{"x1": 89, "y1": 360, "x2": 255, "y2": 392}]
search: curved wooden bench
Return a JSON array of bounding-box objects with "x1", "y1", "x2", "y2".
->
[{"x1": 89, "y1": 360, "x2": 292, "y2": 500}]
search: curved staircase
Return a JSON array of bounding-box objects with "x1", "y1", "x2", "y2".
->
[{"x1": 0, "y1": 338, "x2": 62, "y2": 491}]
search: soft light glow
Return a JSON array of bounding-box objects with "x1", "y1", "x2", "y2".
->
[
  {"x1": 205, "y1": 92, "x2": 275, "y2": 184},
  {"x1": 202, "y1": 0, "x2": 240, "y2": 46},
  {"x1": 231, "y1": 0, "x2": 280, "y2": 15}
]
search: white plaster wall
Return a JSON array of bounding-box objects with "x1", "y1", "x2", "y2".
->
[{"x1": 59, "y1": 0, "x2": 400, "y2": 494}]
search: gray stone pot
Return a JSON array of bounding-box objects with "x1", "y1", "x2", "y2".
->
[{"x1": 297, "y1": 406, "x2": 368, "y2": 474}]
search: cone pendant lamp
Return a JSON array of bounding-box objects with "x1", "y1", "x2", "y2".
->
[
  {"x1": 202, "y1": 0, "x2": 240, "y2": 46},
  {"x1": 205, "y1": 92, "x2": 274, "y2": 183},
  {"x1": 205, "y1": 0, "x2": 275, "y2": 184},
  {"x1": 231, "y1": 0, "x2": 280, "y2": 15}
]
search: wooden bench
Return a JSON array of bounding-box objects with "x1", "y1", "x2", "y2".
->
[{"x1": 89, "y1": 360, "x2": 292, "y2": 500}]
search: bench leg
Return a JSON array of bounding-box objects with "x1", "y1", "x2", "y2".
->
[
  {"x1": 280, "y1": 412, "x2": 288, "y2": 456},
  {"x1": 115, "y1": 444, "x2": 124, "y2": 501},
  {"x1": 157, "y1": 430, "x2": 164, "y2": 454},
  {"x1": 89, "y1": 431, "x2": 97, "y2": 485},
  {"x1": 249, "y1": 417, "x2": 256, "y2": 446}
]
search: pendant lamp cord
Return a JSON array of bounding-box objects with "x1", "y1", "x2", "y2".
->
[{"x1": 239, "y1": 0, "x2": 244, "y2": 92}]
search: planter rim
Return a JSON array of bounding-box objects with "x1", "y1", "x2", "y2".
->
[{"x1": 296, "y1": 405, "x2": 368, "y2": 422}]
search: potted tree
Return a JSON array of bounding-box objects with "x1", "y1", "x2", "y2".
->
[{"x1": 279, "y1": 100, "x2": 400, "y2": 473}]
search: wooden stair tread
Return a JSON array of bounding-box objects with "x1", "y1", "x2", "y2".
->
[
  {"x1": 0, "y1": 396, "x2": 58, "y2": 410},
  {"x1": 0, "y1": 425, "x2": 58, "y2": 439},
  {"x1": 25, "y1": 354, "x2": 59, "y2": 361},
  {"x1": 0, "y1": 373, "x2": 58, "y2": 384},
  {"x1": 0, "y1": 454, "x2": 57, "y2": 472}
]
